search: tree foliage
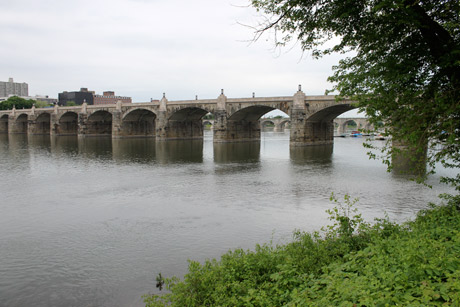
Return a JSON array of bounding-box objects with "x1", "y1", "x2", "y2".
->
[
  {"x1": 251, "y1": 0, "x2": 460, "y2": 190},
  {"x1": 0, "y1": 96, "x2": 35, "y2": 110}
]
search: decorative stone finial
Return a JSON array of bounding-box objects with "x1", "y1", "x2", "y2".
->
[
  {"x1": 252, "y1": 92, "x2": 255, "y2": 98},
  {"x1": 195, "y1": 95, "x2": 198, "y2": 100},
  {"x1": 298, "y1": 84, "x2": 302, "y2": 91},
  {"x1": 221, "y1": 89, "x2": 224, "y2": 95},
  {"x1": 163, "y1": 93, "x2": 166, "y2": 98}
]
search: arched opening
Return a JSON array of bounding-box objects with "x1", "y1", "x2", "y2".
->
[
  {"x1": 261, "y1": 120, "x2": 275, "y2": 131},
  {"x1": 86, "y1": 111, "x2": 112, "y2": 135},
  {"x1": 0, "y1": 114, "x2": 8, "y2": 133},
  {"x1": 13, "y1": 114, "x2": 28, "y2": 134},
  {"x1": 164, "y1": 107, "x2": 210, "y2": 139},
  {"x1": 261, "y1": 109, "x2": 290, "y2": 132},
  {"x1": 219, "y1": 106, "x2": 290, "y2": 141},
  {"x1": 343, "y1": 120, "x2": 358, "y2": 133},
  {"x1": 58, "y1": 112, "x2": 78, "y2": 135},
  {"x1": 291, "y1": 104, "x2": 355, "y2": 145},
  {"x1": 121, "y1": 109, "x2": 156, "y2": 137},
  {"x1": 202, "y1": 120, "x2": 213, "y2": 130},
  {"x1": 33, "y1": 113, "x2": 51, "y2": 134},
  {"x1": 279, "y1": 119, "x2": 291, "y2": 131}
]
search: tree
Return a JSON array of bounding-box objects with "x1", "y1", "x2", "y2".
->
[
  {"x1": 0, "y1": 96, "x2": 35, "y2": 110},
  {"x1": 251, "y1": 0, "x2": 460, "y2": 190}
]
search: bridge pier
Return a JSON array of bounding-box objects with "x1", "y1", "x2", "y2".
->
[
  {"x1": 290, "y1": 89, "x2": 333, "y2": 146},
  {"x1": 273, "y1": 123, "x2": 283, "y2": 132},
  {"x1": 392, "y1": 138, "x2": 427, "y2": 176}
]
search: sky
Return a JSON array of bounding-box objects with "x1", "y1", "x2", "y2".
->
[{"x1": 0, "y1": 0, "x2": 362, "y2": 117}]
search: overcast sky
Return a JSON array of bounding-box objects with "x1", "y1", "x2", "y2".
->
[{"x1": 1, "y1": 0, "x2": 361, "y2": 116}]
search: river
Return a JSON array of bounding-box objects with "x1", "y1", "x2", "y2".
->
[{"x1": 0, "y1": 130, "x2": 454, "y2": 307}]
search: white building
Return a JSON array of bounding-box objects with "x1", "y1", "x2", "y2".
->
[{"x1": 0, "y1": 78, "x2": 28, "y2": 97}]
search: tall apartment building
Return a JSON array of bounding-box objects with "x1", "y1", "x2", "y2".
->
[
  {"x1": 93, "y1": 91, "x2": 132, "y2": 105},
  {"x1": 0, "y1": 78, "x2": 28, "y2": 97}
]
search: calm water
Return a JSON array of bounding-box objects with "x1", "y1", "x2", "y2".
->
[{"x1": 0, "y1": 131, "x2": 455, "y2": 307}]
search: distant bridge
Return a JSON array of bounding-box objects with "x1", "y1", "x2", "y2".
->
[
  {"x1": 205, "y1": 117, "x2": 372, "y2": 135},
  {"x1": 0, "y1": 87, "x2": 356, "y2": 146}
]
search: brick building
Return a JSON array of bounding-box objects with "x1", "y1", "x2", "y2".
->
[{"x1": 93, "y1": 91, "x2": 132, "y2": 105}]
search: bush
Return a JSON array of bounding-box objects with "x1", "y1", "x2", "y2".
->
[{"x1": 144, "y1": 195, "x2": 460, "y2": 306}]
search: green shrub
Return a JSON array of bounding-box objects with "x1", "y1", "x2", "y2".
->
[{"x1": 144, "y1": 195, "x2": 460, "y2": 306}]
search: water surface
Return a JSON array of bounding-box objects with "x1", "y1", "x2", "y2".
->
[{"x1": 0, "y1": 131, "x2": 454, "y2": 307}]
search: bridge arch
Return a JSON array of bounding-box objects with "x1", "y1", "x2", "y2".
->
[
  {"x1": 168, "y1": 107, "x2": 210, "y2": 121},
  {"x1": 223, "y1": 106, "x2": 289, "y2": 141},
  {"x1": 12, "y1": 113, "x2": 28, "y2": 134},
  {"x1": 261, "y1": 119, "x2": 275, "y2": 130},
  {"x1": 87, "y1": 110, "x2": 112, "y2": 135},
  {"x1": 32, "y1": 113, "x2": 51, "y2": 134},
  {"x1": 58, "y1": 111, "x2": 78, "y2": 135},
  {"x1": 162, "y1": 106, "x2": 211, "y2": 139},
  {"x1": 203, "y1": 120, "x2": 214, "y2": 129},
  {"x1": 278, "y1": 119, "x2": 291, "y2": 131},
  {"x1": 290, "y1": 103, "x2": 355, "y2": 145},
  {"x1": 119, "y1": 108, "x2": 157, "y2": 137},
  {"x1": 0, "y1": 114, "x2": 8, "y2": 133}
]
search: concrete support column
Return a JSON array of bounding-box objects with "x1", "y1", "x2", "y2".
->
[
  {"x1": 289, "y1": 86, "x2": 308, "y2": 146},
  {"x1": 155, "y1": 94, "x2": 168, "y2": 140},
  {"x1": 392, "y1": 138, "x2": 427, "y2": 176},
  {"x1": 50, "y1": 108, "x2": 59, "y2": 136},
  {"x1": 274, "y1": 122, "x2": 283, "y2": 132},
  {"x1": 213, "y1": 90, "x2": 229, "y2": 142},
  {"x1": 27, "y1": 106, "x2": 37, "y2": 134},
  {"x1": 336, "y1": 123, "x2": 344, "y2": 135},
  {"x1": 78, "y1": 103, "x2": 88, "y2": 136},
  {"x1": 112, "y1": 100, "x2": 123, "y2": 138},
  {"x1": 290, "y1": 86, "x2": 334, "y2": 146}
]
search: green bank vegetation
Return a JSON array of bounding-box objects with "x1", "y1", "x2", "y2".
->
[{"x1": 144, "y1": 194, "x2": 460, "y2": 306}]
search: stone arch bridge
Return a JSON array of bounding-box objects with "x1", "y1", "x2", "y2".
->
[
  {"x1": 0, "y1": 88, "x2": 356, "y2": 146},
  {"x1": 334, "y1": 117, "x2": 373, "y2": 135}
]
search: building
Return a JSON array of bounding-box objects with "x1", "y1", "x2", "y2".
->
[
  {"x1": 93, "y1": 91, "x2": 132, "y2": 105},
  {"x1": 58, "y1": 88, "x2": 94, "y2": 106},
  {"x1": 0, "y1": 78, "x2": 28, "y2": 97},
  {"x1": 58, "y1": 88, "x2": 132, "y2": 106}
]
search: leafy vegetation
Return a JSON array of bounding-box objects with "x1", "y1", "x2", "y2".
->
[
  {"x1": 65, "y1": 100, "x2": 77, "y2": 106},
  {"x1": 144, "y1": 195, "x2": 460, "y2": 306},
  {"x1": 250, "y1": 0, "x2": 460, "y2": 190},
  {"x1": 34, "y1": 100, "x2": 53, "y2": 108},
  {"x1": 0, "y1": 96, "x2": 36, "y2": 110}
]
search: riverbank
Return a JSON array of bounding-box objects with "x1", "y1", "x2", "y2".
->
[{"x1": 144, "y1": 195, "x2": 460, "y2": 306}]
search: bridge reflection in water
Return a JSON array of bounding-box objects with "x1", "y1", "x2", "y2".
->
[{"x1": 3, "y1": 133, "x2": 341, "y2": 165}]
